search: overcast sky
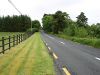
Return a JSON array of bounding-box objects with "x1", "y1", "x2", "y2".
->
[{"x1": 0, "y1": 0, "x2": 100, "y2": 24}]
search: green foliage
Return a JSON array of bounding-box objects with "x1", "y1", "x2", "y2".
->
[
  {"x1": 56, "y1": 34, "x2": 100, "y2": 48},
  {"x1": 42, "y1": 11, "x2": 70, "y2": 34},
  {"x1": 87, "y1": 23, "x2": 100, "y2": 38},
  {"x1": 76, "y1": 12, "x2": 88, "y2": 27},
  {"x1": 75, "y1": 27, "x2": 88, "y2": 37},
  {"x1": 71, "y1": 37, "x2": 100, "y2": 48},
  {"x1": 32, "y1": 20, "x2": 41, "y2": 30},
  {"x1": 26, "y1": 28, "x2": 39, "y2": 34},
  {"x1": 42, "y1": 14, "x2": 54, "y2": 32},
  {"x1": 0, "y1": 15, "x2": 31, "y2": 32},
  {"x1": 53, "y1": 11, "x2": 69, "y2": 33},
  {"x1": 42, "y1": 10, "x2": 100, "y2": 48}
]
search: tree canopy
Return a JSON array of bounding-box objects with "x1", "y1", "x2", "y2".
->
[
  {"x1": 42, "y1": 11, "x2": 100, "y2": 38},
  {"x1": 42, "y1": 11, "x2": 70, "y2": 34},
  {"x1": 76, "y1": 12, "x2": 88, "y2": 27},
  {"x1": 32, "y1": 20, "x2": 41, "y2": 30},
  {"x1": 0, "y1": 15, "x2": 31, "y2": 32}
]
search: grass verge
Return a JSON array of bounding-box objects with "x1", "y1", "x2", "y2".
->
[
  {"x1": 56, "y1": 34, "x2": 100, "y2": 48},
  {"x1": 0, "y1": 32, "x2": 55, "y2": 75}
]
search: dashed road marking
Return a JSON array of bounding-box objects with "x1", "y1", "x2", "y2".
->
[
  {"x1": 60, "y1": 41, "x2": 65, "y2": 45},
  {"x1": 95, "y1": 57, "x2": 100, "y2": 61},
  {"x1": 62, "y1": 67, "x2": 71, "y2": 75},
  {"x1": 46, "y1": 35, "x2": 55, "y2": 39},
  {"x1": 49, "y1": 36, "x2": 55, "y2": 39},
  {"x1": 53, "y1": 53, "x2": 58, "y2": 59}
]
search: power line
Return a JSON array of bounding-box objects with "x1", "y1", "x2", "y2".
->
[
  {"x1": 8, "y1": 0, "x2": 32, "y2": 31},
  {"x1": 8, "y1": 0, "x2": 22, "y2": 15}
]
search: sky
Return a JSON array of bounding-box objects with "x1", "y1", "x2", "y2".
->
[{"x1": 0, "y1": 0, "x2": 100, "y2": 25}]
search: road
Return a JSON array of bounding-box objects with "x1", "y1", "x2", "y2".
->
[{"x1": 41, "y1": 32, "x2": 100, "y2": 75}]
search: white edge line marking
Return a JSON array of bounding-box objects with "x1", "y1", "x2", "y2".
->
[
  {"x1": 95, "y1": 57, "x2": 100, "y2": 60},
  {"x1": 48, "y1": 47, "x2": 51, "y2": 50}
]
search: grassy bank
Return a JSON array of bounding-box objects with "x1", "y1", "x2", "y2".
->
[
  {"x1": 0, "y1": 32, "x2": 55, "y2": 75},
  {"x1": 56, "y1": 34, "x2": 100, "y2": 48}
]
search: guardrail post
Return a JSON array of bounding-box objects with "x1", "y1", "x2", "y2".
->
[
  {"x1": 2, "y1": 37, "x2": 5, "y2": 54},
  {"x1": 9, "y1": 36, "x2": 11, "y2": 50}
]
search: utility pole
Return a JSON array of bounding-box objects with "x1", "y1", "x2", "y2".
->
[{"x1": 8, "y1": 0, "x2": 32, "y2": 32}]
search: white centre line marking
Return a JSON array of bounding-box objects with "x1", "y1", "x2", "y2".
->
[
  {"x1": 60, "y1": 41, "x2": 65, "y2": 44},
  {"x1": 49, "y1": 36, "x2": 54, "y2": 39},
  {"x1": 95, "y1": 57, "x2": 100, "y2": 60},
  {"x1": 46, "y1": 35, "x2": 55, "y2": 39}
]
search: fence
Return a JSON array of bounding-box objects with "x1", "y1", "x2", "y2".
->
[{"x1": 0, "y1": 33, "x2": 32, "y2": 54}]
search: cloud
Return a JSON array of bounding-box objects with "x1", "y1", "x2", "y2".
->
[{"x1": 0, "y1": 0, "x2": 100, "y2": 24}]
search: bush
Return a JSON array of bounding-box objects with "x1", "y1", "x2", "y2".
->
[
  {"x1": 70, "y1": 37, "x2": 100, "y2": 48},
  {"x1": 56, "y1": 34, "x2": 100, "y2": 48},
  {"x1": 75, "y1": 27, "x2": 88, "y2": 37},
  {"x1": 26, "y1": 28, "x2": 39, "y2": 34}
]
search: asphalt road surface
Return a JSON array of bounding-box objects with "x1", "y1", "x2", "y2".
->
[{"x1": 41, "y1": 32, "x2": 100, "y2": 75}]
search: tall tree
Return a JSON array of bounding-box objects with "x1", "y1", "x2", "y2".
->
[
  {"x1": 76, "y1": 12, "x2": 88, "y2": 27},
  {"x1": 32, "y1": 20, "x2": 41, "y2": 30},
  {"x1": 42, "y1": 14, "x2": 54, "y2": 32},
  {"x1": 53, "y1": 11, "x2": 69, "y2": 33},
  {"x1": 0, "y1": 15, "x2": 31, "y2": 32}
]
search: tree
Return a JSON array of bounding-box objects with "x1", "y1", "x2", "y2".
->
[
  {"x1": 32, "y1": 20, "x2": 41, "y2": 30},
  {"x1": 76, "y1": 12, "x2": 88, "y2": 27},
  {"x1": 53, "y1": 11, "x2": 69, "y2": 34},
  {"x1": 42, "y1": 11, "x2": 70, "y2": 34},
  {"x1": 42, "y1": 14, "x2": 54, "y2": 32},
  {"x1": 0, "y1": 15, "x2": 31, "y2": 32}
]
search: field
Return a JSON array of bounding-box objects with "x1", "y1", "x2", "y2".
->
[
  {"x1": 0, "y1": 32, "x2": 24, "y2": 52},
  {"x1": 0, "y1": 32, "x2": 24, "y2": 39},
  {"x1": 0, "y1": 32, "x2": 55, "y2": 75}
]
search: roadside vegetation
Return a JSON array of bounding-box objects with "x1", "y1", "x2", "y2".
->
[
  {"x1": 0, "y1": 15, "x2": 41, "y2": 48},
  {"x1": 56, "y1": 34, "x2": 100, "y2": 48},
  {"x1": 0, "y1": 15, "x2": 41, "y2": 34},
  {"x1": 0, "y1": 33, "x2": 55, "y2": 75},
  {"x1": 42, "y1": 11, "x2": 100, "y2": 48}
]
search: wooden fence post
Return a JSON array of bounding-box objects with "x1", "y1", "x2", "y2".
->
[
  {"x1": 9, "y1": 36, "x2": 11, "y2": 50},
  {"x1": 23, "y1": 34, "x2": 24, "y2": 41},
  {"x1": 21, "y1": 34, "x2": 22, "y2": 42},
  {"x1": 19, "y1": 34, "x2": 20, "y2": 43},
  {"x1": 13, "y1": 35, "x2": 15, "y2": 47},
  {"x1": 17, "y1": 35, "x2": 18, "y2": 45},
  {"x1": 2, "y1": 37, "x2": 5, "y2": 54}
]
